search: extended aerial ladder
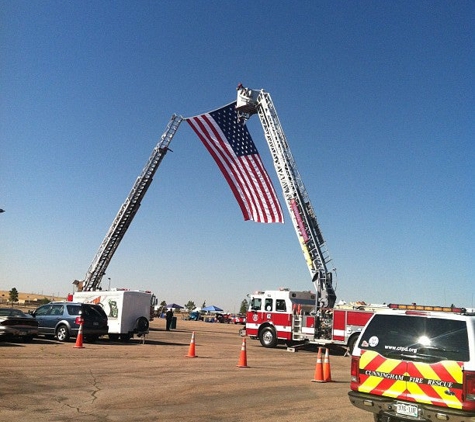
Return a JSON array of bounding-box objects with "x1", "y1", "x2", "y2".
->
[
  {"x1": 76, "y1": 114, "x2": 183, "y2": 292},
  {"x1": 76, "y1": 87, "x2": 336, "y2": 308},
  {"x1": 235, "y1": 85, "x2": 337, "y2": 310}
]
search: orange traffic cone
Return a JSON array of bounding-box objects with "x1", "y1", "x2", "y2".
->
[
  {"x1": 185, "y1": 331, "x2": 197, "y2": 358},
  {"x1": 236, "y1": 338, "x2": 248, "y2": 368},
  {"x1": 74, "y1": 318, "x2": 85, "y2": 349},
  {"x1": 311, "y1": 347, "x2": 324, "y2": 382},
  {"x1": 323, "y1": 347, "x2": 333, "y2": 382}
]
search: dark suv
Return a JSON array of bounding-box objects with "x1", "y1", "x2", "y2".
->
[
  {"x1": 33, "y1": 302, "x2": 108, "y2": 342},
  {"x1": 349, "y1": 304, "x2": 475, "y2": 421}
]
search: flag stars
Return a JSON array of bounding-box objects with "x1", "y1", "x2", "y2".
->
[{"x1": 210, "y1": 103, "x2": 257, "y2": 157}]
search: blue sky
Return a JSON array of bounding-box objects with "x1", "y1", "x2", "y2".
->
[{"x1": 1, "y1": 1, "x2": 473, "y2": 312}]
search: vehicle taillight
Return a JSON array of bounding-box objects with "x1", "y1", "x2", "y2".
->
[
  {"x1": 350, "y1": 356, "x2": 360, "y2": 385},
  {"x1": 465, "y1": 371, "x2": 475, "y2": 402},
  {"x1": 75, "y1": 317, "x2": 83, "y2": 325}
]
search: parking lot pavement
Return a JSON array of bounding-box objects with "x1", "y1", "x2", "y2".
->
[{"x1": 0, "y1": 319, "x2": 370, "y2": 421}]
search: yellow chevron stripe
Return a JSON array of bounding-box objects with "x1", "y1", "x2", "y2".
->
[
  {"x1": 410, "y1": 361, "x2": 463, "y2": 408},
  {"x1": 382, "y1": 380, "x2": 406, "y2": 398},
  {"x1": 406, "y1": 381, "x2": 433, "y2": 404},
  {"x1": 360, "y1": 350, "x2": 378, "y2": 367},
  {"x1": 441, "y1": 360, "x2": 463, "y2": 383},
  {"x1": 359, "y1": 354, "x2": 406, "y2": 396},
  {"x1": 378, "y1": 358, "x2": 401, "y2": 373},
  {"x1": 359, "y1": 352, "x2": 464, "y2": 409},
  {"x1": 414, "y1": 362, "x2": 439, "y2": 380},
  {"x1": 359, "y1": 351, "x2": 383, "y2": 393}
]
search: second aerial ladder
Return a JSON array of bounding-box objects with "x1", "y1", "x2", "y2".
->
[{"x1": 78, "y1": 114, "x2": 183, "y2": 292}]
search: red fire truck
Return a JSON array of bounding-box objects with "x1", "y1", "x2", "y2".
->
[
  {"x1": 245, "y1": 289, "x2": 383, "y2": 351},
  {"x1": 236, "y1": 87, "x2": 385, "y2": 352}
]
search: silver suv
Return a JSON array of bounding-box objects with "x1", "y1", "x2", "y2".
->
[
  {"x1": 348, "y1": 304, "x2": 475, "y2": 422},
  {"x1": 33, "y1": 302, "x2": 108, "y2": 342}
]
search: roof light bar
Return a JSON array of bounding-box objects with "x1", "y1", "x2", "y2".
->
[{"x1": 388, "y1": 303, "x2": 466, "y2": 313}]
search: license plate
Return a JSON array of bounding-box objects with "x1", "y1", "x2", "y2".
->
[
  {"x1": 93, "y1": 322, "x2": 98, "y2": 326},
  {"x1": 395, "y1": 402, "x2": 419, "y2": 418},
  {"x1": 19, "y1": 331, "x2": 27, "y2": 336}
]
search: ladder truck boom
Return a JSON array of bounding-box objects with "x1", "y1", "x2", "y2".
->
[
  {"x1": 236, "y1": 86, "x2": 336, "y2": 310},
  {"x1": 77, "y1": 114, "x2": 183, "y2": 292}
]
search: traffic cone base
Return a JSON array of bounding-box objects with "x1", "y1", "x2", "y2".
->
[
  {"x1": 237, "y1": 338, "x2": 248, "y2": 368},
  {"x1": 311, "y1": 347, "x2": 324, "y2": 382},
  {"x1": 185, "y1": 331, "x2": 197, "y2": 358},
  {"x1": 74, "y1": 320, "x2": 85, "y2": 349}
]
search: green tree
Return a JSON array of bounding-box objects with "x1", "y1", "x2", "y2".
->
[
  {"x1": 9, "y1": 287, "x2": 19, "y2": 306},
  {"x1": 185, "y1": 300, "x2": 196, "y2": 312},
  {"x1": 239, "y1": 298, "x2": 248, "y2": 314},
  {"x1": 154, "y1": 300, "x2": 167, "y2": 316}
]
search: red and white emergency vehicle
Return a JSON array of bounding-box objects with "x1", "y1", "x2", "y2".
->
[
  {"x1": 349, "y1": 303, "x2": 475, "y2": 421},
  {"x1": 236, "y1": 87, "x2": 386, "y2": 351},
  {"x1": 246, "y1": 288, "x2": 382, "y2": 351}
]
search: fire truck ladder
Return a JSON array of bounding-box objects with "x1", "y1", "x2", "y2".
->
[
  {"x1": 80, "y1": 114, "x2": 184, "y2": 291},
  {"x1": 236, "y1": 86, "x2": 336, "y2": 309}
]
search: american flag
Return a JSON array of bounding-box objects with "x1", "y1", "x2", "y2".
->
[{"x1": 186, "y1": 102, "x2": 284, "y2": 223}]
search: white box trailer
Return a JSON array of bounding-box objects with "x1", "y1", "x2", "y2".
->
[{"x1": 73, "y1": 289, "x2": 155, "y2": 341}]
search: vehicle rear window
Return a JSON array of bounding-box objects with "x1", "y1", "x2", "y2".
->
[
  {"x1": 90, "y1": 305, "x2": 107, "y2": 318},
  {"x1": 359, "y1": 314, "x2": 469, "y2": 362},
  {"x1": 67, "y1": 305, "x2": 82, "y2": 316},
  {"x1": 82, "y1": 305, "x2": 106, "y2": 318},
  {"x1": 0, "y1": 308, "x2": 21, "y2": 317}
]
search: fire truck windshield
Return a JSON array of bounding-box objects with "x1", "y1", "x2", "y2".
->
[{"x1": 250, "y1": 298, "x2": 262, "y2": 311}]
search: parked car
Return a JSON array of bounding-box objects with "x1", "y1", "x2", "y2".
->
[
  {"x1": 348, "y1": 304, "x2": 475, "y2": 421},
  {"x1": 33, "y1": 302, "x2": 108, "y2": 342},
  {"x1": 187, "y1": 311, "x2": 203, "y2": 321},
  {"x1": 233, "y1": 314, "x2": 246, "y2": 325},
  {"x1": 216, "y1": 313, "x2": 233, "y2": 323},
  {"x1": 0, "y1": 307, "x2": 38, "y2": 342}
]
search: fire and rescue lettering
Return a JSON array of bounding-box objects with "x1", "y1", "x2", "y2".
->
[
  {"x1": 362, "y1": 370, "x2": 458, "y2": 389},
  {"x1": 358, "y1": 350, "x2": 464, "y2": 409}
]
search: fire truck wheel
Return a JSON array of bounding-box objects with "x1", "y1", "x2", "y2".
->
[{"x1": 259, "y1": 327, "x2": 278, "y2": 348}]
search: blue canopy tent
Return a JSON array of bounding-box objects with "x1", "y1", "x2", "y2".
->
[
  {"x1": 166, "y1": 303, "x2": 184, "y2": 309},
  {"x1": 202, "y1": 305, "x2": 223, "y2": 312}
]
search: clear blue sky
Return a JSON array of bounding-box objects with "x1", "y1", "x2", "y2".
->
[{"x1": 1, "y1": 1, "x2": 473, "y2": 312}]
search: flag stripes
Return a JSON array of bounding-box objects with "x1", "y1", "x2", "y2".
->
[{"x1": 186, "y1": 103, "x2": 283, "y2": 223}]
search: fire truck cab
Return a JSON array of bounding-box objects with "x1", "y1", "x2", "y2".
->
[{"x1": 246, "y1": 289, "x2": 316, "y2": 348}]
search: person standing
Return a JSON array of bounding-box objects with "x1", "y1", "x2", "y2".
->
[{"x1": 166, "y1": 308, "x2": 174, "y2": 331}]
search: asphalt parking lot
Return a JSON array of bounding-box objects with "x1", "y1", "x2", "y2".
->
[{"x1": 0, "y1": 318, "x2": 371, "y2": 422}]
